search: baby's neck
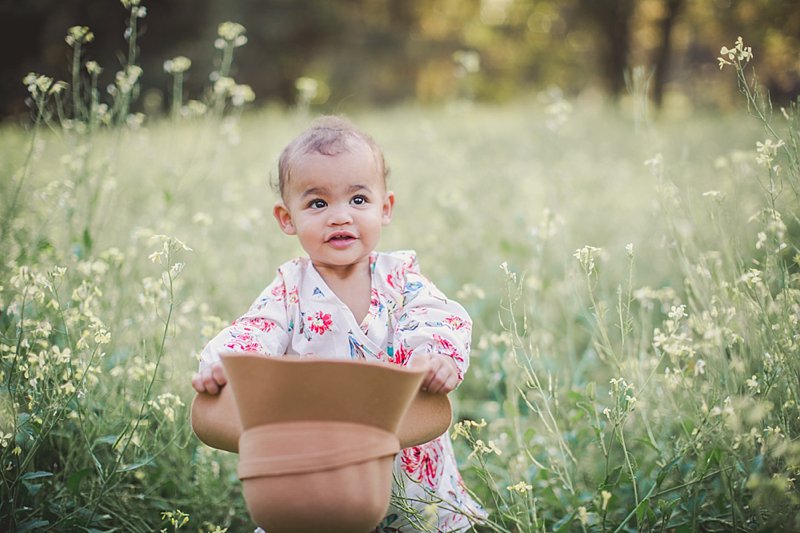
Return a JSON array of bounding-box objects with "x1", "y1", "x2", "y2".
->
[{"x1": 313, "y1": 259, "x2": 372, "y2": 324}]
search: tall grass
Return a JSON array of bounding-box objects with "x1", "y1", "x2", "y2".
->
[
  {"x1": 451, "y1": 40, "x2": 800, "y2": 532},
  {"x1": 0, "y1": 5, "x2": 798, "y2": 530}
]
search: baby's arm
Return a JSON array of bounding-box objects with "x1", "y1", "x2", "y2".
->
[
  {"x1": 393, "y1": 256, "x2": 472, "y2": 395},
  {"x1": 194, "y1": 272, "x2": 291, "y2": 395}
]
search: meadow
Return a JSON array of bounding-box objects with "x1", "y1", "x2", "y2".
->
[{"x1": 1, "y1": 20, "x2": 800, "y2": 532}]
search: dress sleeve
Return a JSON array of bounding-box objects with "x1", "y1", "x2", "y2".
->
[
  {"x1": 392, "y1": 255, "x2": 472, "y2": 385},
  {"x1": 198, "y1": 271, "x2": 291, "y2": 370}
]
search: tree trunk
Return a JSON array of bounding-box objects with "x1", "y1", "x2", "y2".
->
[
  {"x1": 652, "y1": 0, "x2": 685, "y2": 108},
  {"x1": 578, "y1": 0, "x2": 637, "y2": 99}
]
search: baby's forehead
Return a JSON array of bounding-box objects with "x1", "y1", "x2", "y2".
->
[
  {"x1": 278, "y1": 122, "x2": 388, "y2": 200},
  {"x1": 290, "y1": 140, "x2": 382, "y2": 175},
  {"x1": 299, "y1": 133, "x2": 373, "y2": 159}
]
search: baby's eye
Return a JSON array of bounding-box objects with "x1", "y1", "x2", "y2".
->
[
  {"x1": 351, "y1": 195, "x2": 368, "y2": 205},
  {"x1": 308, "y1": 199, "x2": 327, "y2": 209}
]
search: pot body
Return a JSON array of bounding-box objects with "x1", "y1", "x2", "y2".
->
[{"x1": 238, "y1": 421, "x2": 399, "y2": 533}]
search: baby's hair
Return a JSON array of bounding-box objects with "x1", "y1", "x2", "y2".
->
[{"x1": 275, "y1": 115, "x2": 389, "y2": 199}]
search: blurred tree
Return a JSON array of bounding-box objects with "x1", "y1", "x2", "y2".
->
[
  {"x1": 1, "y1": 0, "x2": 798, "y2": 118},
  {"x1": 652, "y1": 0, "x2": 685, "y2": 108},
  {"x1": 576, "y1": 0, "x2": 637, "y2": 99},
  {"x1": 684, "y1": 0, "x2": 800, "y2": 102},
  {"x1": 202, "y1": 0, "x2": 339, "y2": 105},
  {"x1": 0, "y1": 0, "x2": 210, "y2": 118}
]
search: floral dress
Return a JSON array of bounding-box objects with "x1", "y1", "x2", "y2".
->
[{"x1": 199, "y1": 250, "x2": 486, "y2": 532}]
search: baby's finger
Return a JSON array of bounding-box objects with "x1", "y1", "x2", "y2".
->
[
  {"x1": 211, "y1": 363, "x2": 227, "y2": 386},
  {"x1": 191, "y1": 372, "x2": 205, "y2": 393},
  {"x1": 432, "y1": 374, "x2": 455, "y2": 394},
  {"x1": 201, "y1": 369, "x2": 221, "y2": 395},
  {"x1": 421, "y1": 359, "x2": 443, "y2": 391},
  {"x1": 426, "y1": 365, "x2": 450, "y2": 394},
  {"x1": 427, "y1": 379, "x2": 443, "y2": 395},
  {"x1": 440, "y1": 373, "x2": 459, "y2": 394}
]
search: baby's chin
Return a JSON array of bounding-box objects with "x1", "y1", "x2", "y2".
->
[{"x1": 309, "y1": 255, "x2": 372, "y2": 272}]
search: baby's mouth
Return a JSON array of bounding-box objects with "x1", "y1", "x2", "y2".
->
[{"x1": 326, "y1": 233, "x2": 357, "y2": 244}]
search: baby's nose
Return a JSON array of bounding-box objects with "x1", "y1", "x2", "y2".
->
[{"x1": 327, "y1": 205, "x2": 353, "y2": 224}]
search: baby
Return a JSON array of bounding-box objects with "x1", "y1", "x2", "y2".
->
[{"x1": 192, "y1": 116, "x2": 485, "y2": 531}]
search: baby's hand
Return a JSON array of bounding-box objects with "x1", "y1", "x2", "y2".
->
[
  {"x1": 191, "y1": 361, "x2": 227, "y2": 395},
  {"x1": 419, "y1": 353, "x2": 460, "y2": 394}
]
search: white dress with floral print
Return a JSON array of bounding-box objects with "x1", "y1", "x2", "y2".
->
[{"x1": 200, "y1": 250, "x2": 486, "y2": 532}]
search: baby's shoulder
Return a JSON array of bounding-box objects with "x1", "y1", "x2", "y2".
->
[
  {"x1": 375, "y1": 250, "x2": 420, "y2": 274},
  {"x1": 276, "y1": 256, "x2": 307, "y2": 272},
  {"x1": 272, "y1": 256, "x2": 310, "y2": 286},
  {"x1": 374, "y1": 250, "x2": 429, "y2": 293}
]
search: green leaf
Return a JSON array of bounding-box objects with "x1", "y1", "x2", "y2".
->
[
  {"x1": 22, "y1": 481, "x2": 43, "y2": 496},
  {"x1": 67, "y1": 467, "x2": 92, "y2": 494},
  {"x1": 633, "y1": 436, "x2": 661, "y2": 454},
  {"x1": 656, "y1": 456, "x2": 681, "y2": 486},
  {"x1": 94, "y1": 434, "x2": 119, "y2": 446},
  {"x1": 605, "y1": 465, "x2": 624, "y2": 485},
  {"x1": 634, "y1": 498, "x2": 651, "y2": 524},
  {"x1": 20, "y1": 470, "x2": 53, "y2": 480},
  {"x1": 116, "y1": 456, "x2": 154, "y2": 473},
  {"x1": 552, "y1": 510, "x2": 576, "y2": 532},
  {"x1": 524, "y1": 428, "x2": 536, "y2": 443},
  {"x1": 18, "y1": 519, "x2": 50, "y2": 532},
  {"x1": 36, "y1": 237, "x2": 53, "y2": 253},
  {"x1": 566, "y1": 390, "x2": 584, "y2": 403},
  {"x1": 90, "y1": 452, "x2": 103, "y2": 476},
  {"x1": 82, "y1": 227, "x2": 93, "y2": 254}
]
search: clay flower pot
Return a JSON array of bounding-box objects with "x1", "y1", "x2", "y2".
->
[
  {"x1": 191, "y1": 355, "x2": 453, "y2": 452},
  {"x1": 189, "y1": 353, "x2": 452, "y2": 533},
  {"x1": 237, "y1": 421, "x2": 398, "y2": 532}
]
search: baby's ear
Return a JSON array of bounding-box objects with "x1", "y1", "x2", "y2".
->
[
  {"x1": 273, "y1": 202, "x2": 296, "y2": 235},
  {"x1": 382, "y1": 191, "x2": 395, "y2": 225}
]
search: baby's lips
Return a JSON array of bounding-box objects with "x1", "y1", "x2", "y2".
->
[{"x1": 326, "y1": 231, "x2": 357, "y2": 242}]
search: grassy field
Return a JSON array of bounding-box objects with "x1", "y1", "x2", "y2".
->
[{"x1": 2, "y1": 29, "x2": 800, "y2": 532}]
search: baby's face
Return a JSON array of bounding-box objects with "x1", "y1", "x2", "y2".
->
[{"x1": 273, "y1": 142, "x2": 394, "y2": 273}]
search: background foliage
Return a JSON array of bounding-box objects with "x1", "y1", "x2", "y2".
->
[
  {"x1": 1, "y1": 2, "x2": 800, "y2": 532},
  {"x1": 2, "y1": 0, "x2": 800, "y2": 118}
]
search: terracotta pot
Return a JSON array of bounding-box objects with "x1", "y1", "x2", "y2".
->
[
  {"x1": 209, "y1": 353, "x2": 448, "y2": 532},
  {"x1": 221, "y1": 354, "x2": 428, "y2": 431},
  {"x1": 191, "y1": 355, "x2": 453, "y2": 451},
  {"x1": 238, "y1": 421, "x2": 397, "y2": 533}
]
